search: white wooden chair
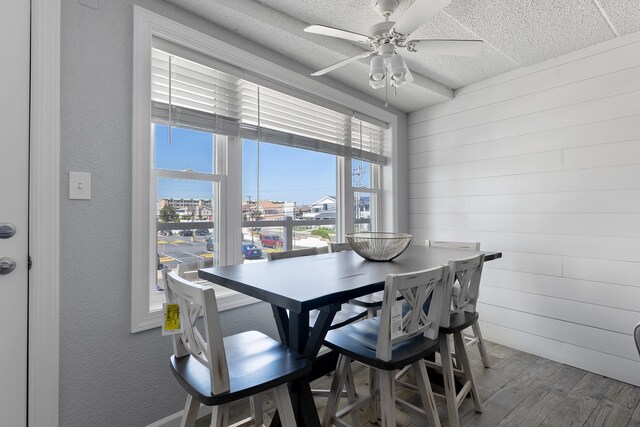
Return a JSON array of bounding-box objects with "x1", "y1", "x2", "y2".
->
[
  {"x1": 267, "y1": 247, "x2": 365, "y2": 425},
  {"x1": 426, "y1": 240, "x2": 481, "y2": 251},
  {"x1": 268, "y1": 248, "x2": 368, "y2": 328},
  {"x1": 267, "y1": 247, "x2": 319, "y2": 261},
  {"x1": 330, "y1": 241, "x2": 396, "y2": 318},
  {"x1": 162, "y1": 270, "x2": 311, "y2": 427},
  {"x1": 426, "y1": 240, "x2": 491, "y2": 368},
  {"x1": 328, "y1": 242, "x2": 352, "y2": 253},
  {"x1": 322, "y1": 265, "x2": 452, "y2": 427},
  {"x1": 177, "y1": 258, "x2": 204, "y2": 282},
  {"x1": 423, "y1": 254, "x2": 486, "y2": 427}
]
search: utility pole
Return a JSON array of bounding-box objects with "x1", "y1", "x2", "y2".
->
[{"x1": 246, "y1": 195, "x2": 254, "y2": 244}]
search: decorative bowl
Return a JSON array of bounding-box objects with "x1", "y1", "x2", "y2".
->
[{"x1": 346, "y1": 232, "x2": 412, "y2": 262}]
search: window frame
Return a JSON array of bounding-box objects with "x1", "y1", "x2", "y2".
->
[
  {"x1": 351, "y1": 159, "x2": 381, "y2": 233},
  {"x1": 132, "y1": 7, "x2": 400, "y2": 332}
]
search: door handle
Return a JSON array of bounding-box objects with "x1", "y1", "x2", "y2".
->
[
  {"x1": 0, "y1": 223, "x2": 16, "y2": 239},
  {"x1": 0, "y1": 258, "x2": 16, "y2": 275}
]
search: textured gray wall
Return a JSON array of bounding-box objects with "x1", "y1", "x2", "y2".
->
[{"x1": 59, "y1": 0, "x2": 407, "y2": 425}]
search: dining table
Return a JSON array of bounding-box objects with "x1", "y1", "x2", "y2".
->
[{"x1": 199, "y1": 244, "x2": 502, "y2": 427}]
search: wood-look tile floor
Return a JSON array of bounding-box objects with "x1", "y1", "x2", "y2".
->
[{"x1": 196, "y1": 340, "x2": 640, "y2": 426}]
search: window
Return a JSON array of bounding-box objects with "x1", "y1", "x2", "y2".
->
[
  {"x1": 132, "y1": 8, "x2": 394, "y2": 332},
  {"x1": 152, "y1": 125, "x2": 225, "y2": 311},
  {"x1": 242, "y1": 140, "x2": 338, "y2": 259},
  {"x1": 352, "y1": 159, "x2": 379, "y2": 232}
]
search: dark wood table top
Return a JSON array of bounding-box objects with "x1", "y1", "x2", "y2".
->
[{"x1": 199, "y1": 245, "x2": 501, "y2": 313}]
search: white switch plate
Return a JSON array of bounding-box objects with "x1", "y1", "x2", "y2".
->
[{"x1": 69, "y1": 172, "x2": 91, "y2": 200}]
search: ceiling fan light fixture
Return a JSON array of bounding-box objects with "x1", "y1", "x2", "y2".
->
[
  {"x1": 370, "y1": 79, "x2": 385, "y2": 89},
  {"x1": 307, "y1": 0, "x2": 485, "y2": 93},
  {"x1": 369, "y1": 55, "x2": 385, "y2": 82},
  {"x1": 390, "y1": 53, "x2": 406, "y2": 82}
]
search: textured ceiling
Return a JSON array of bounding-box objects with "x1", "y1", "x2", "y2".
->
[{"x1": 165, "y1": 0, "x2": 640, "y2": 113}]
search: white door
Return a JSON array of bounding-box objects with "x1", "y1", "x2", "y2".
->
[{"x1": 0, "y1": 0, "x2": 30, "y2": 425}]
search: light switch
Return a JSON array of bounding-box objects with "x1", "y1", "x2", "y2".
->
[{"x1": 69, "y1": 172, "x2": 92, "y2": 200}]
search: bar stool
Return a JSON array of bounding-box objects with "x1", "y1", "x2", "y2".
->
[
  {"x1": 425, "y1": 254, "x2": 486, "y2": 427},
  {"x1": 330, "y1": 242, "x2": 384, "y2": 318},
  {"x1": 268, "y1": 247, "x2": 367, "y2": 425},
  {"x1": 268, "y1": 248, "x2": 368, "y2": 328},
  {"x1": 162, "y1": 270, "x2": 311, "y2": 427},
  {"x1": 322, "y1": 265, "x2": 453, "y2": 427},
  {"x1": 426, "y1": 240, "x2": 491, "y2": 368}
]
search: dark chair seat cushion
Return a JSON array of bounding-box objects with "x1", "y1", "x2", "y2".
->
[
  {"x1": 170, "y1": 330, "x2": 312, "y2": 406},
  {"x1": 348, "y1": 291, "x2": 385, "y2": 308},
  {"x1": 349, "y1": 291, "x2": 405, "y2": 309},
  {"x1": 440, "y1": 311, "x2": 479, "y2": 334},
  {"x1": 310, "y1": 304, "x2": 368, "y2": 330},
  {"x1": 324, "y1": 318, "x2": 439, "y2": 371}
]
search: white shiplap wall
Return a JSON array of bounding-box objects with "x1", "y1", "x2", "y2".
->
[{"x1": 408, "y1": 31, "x2": 640, "y2": 386}]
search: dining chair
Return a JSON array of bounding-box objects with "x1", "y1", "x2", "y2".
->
[
  {"x1": 423, "y1": 254, "x2": 486, "y2": 427},
  {"x1": 322, "y1": 265, "x2": 452, "y2": 427},
  {"x1": 329, "y1": 242, "x2": 385, "y2": 318},
  {"x1": 177, "y1": 258, "x2": 204, "y2": 282},
  {"x1": 162, "y1": 270, "x2": 311, "y2": 427},
  {"x1": 268, "y1": 247, "x2": 365, "y2": 425},
  {"x1": 268, "y1": 248, "x2": 368, "y2": 328},
  {"x1": 328, "y1": 242, "x2": 352, "y2": 253},
  {"x1": 426, "y1": 240, "x2": 480, "y2": 251},
  {"x1": 426, "y1": 239, "x2": 491, "y2": 368}
]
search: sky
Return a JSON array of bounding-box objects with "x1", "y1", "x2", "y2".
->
[{"x1": 154, "y1": 125, "x2": 371, "y2": 205}]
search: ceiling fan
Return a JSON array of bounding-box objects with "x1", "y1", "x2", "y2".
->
[{"x1": 305, "y1": 0, "x2": 484, "y2": 90}]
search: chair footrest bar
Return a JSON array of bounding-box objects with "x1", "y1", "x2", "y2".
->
[
  {"x1": 335, "y1": 393, "x2": 372, "y2": 419},
  {"x1": 330, "y1": 417, "x2": 350, "y2": 427},
  {"x1": 394, "y1": 365, "x2": 412, "y2": 380},
  {"x1": 424, "y1": 360, "x2": 464, "y2": 377},
  {"x1": 395, "y1": 379, "x2": 418, "y2": 391},
  {"x1": 432, "y1": 391, "x2": 447, "y2": 403},
  {"x1": 455, "y1": 381, "x2": 473, "y2": 408},
  {"x1": 464, "y1": 337, "x2": 479, "y2": 346},
  {"x1": 311, "y1": 389, "x2": 349, "y2": 398},
  {"x1": 395, "y1": 397, "x2": 426, "y2": 419},
  {"x1": 229, "y1": 416, "x2": 256, "y2": 427}
]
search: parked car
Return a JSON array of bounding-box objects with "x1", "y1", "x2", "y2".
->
[
  {"x1": 195, "y1": 228, "x2": 209, "y2": 236},
  {"x1": 178, "y1": 229, "x2": 193, "y2": 236},
  {"x1": 260, "y1": 234, "x2": 283, "y2": 248},
  {"x1": 242, "y1": 244, "x2": 263, "y2": 259},
  {"x1": 158, "y1": 230, "x2": 172, "y2": 236},
  {"x1": 206, "y1": 236, "x2": 214, "y2": 251}
]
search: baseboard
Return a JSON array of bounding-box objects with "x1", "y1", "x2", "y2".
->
[{"x1": 147, "y1": 404, "x2": 212, "y2": 427}]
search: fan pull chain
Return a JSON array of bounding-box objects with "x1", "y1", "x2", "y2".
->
[{"x1": 385, "y1": 73, "x2": 389, "y2": 107}]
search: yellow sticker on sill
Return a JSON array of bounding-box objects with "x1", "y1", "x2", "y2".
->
[{"x1": 162, "y1": 303, "x2": 182, "y2": 336}]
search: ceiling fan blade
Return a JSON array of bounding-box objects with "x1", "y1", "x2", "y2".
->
[
  {"x1": 304, "y1": 24, "x2": 372, "y2": 44},
  {"x1": 392, "y1": 0, "x2": 451, "y2": 36},
  {"x1": 311, "y1": 51, "x2": 374, "y2": 76},
  {"x1": 406, "y1": 39, "x2": 484, "y2": 56}
]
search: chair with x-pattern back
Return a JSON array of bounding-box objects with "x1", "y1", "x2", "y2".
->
[
  {"x1": 322, "y1": 264, "x2": 453, "y2": 427},
  {"x1": 163, "y1": 270, "x2": 311, "y2": 427},
  {"x1": 426, "y1": 240, "x2": 490, "y2": 368}
]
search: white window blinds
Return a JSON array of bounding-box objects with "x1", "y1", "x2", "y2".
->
[
  {"x1": 151, "y1": 49, "x2": 242, "y2": 136},
  {"x1": 151, "y1": 47, "x2": 388, "y2": 164}
]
